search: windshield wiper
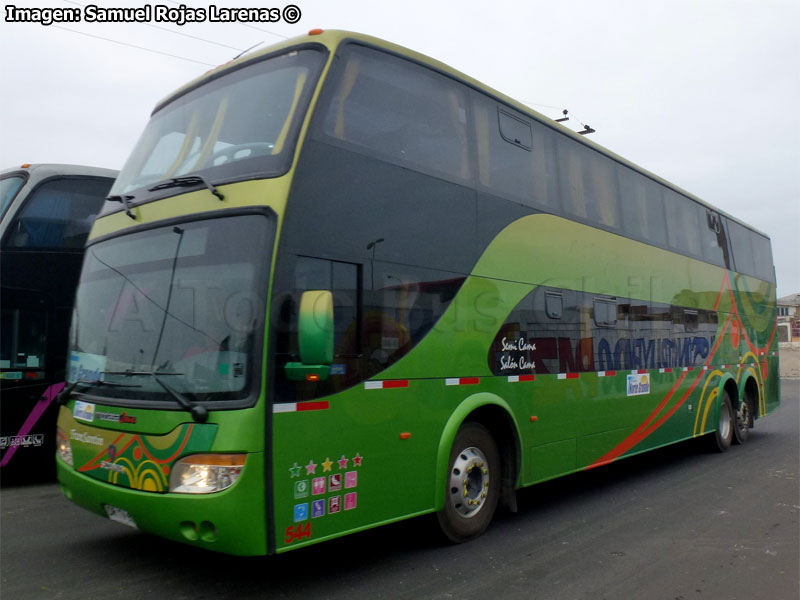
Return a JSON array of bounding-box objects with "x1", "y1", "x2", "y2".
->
[
  {"x1": 106, "y1": 194, "x2": 137, "y2": 220},
  {"x1": 104, "y1": 370, "x2": 208, "y2": 423},
  {"x1": 148, "y1": 175, "x2": 224, "y2": 201},
  {"x1": 56, "y1": 378, "x2": 141, "y2": 405}
]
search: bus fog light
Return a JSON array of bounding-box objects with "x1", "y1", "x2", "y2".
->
[
  {"x1": 56, "y1": 427, "x2": 73, "y2": 467},
  {"x1": 169, "y1": 454, "x2": 246, "y2": 494}
]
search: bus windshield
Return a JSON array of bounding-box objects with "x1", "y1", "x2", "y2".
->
[
  {"x1": 68, "y1": 213, "x2": 273, "y2": 403},
  {"x1": 110, "y1": 48, "x2": 324, "y2": 196}
]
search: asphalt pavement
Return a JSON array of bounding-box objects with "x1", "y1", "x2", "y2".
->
[{"x1": 1, "y1": 380, "x2": 798, "y2": 600}]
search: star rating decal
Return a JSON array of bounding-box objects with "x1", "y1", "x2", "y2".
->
[{"x1": 291, "y1": 454, "x2": 364, "y2": 478}]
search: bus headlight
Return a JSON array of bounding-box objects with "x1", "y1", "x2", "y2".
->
[
  {"x1": 56, "y1": 427, "x2": 73, "y2": 466},
  {"x1": 169, "y1": 454, "x2": 246, "y2": 494}
]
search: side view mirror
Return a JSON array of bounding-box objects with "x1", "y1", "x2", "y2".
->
[{"x1": 284, "y1": 290, "x2": 334, "y2": 382}]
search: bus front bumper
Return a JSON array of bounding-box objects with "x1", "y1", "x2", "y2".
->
[{"x1": 56, "y1": 453, "x2": 268, "y2": 556}]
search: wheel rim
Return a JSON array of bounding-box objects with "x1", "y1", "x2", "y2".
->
[
  {"x1": 447, "y1": 446, "x2": 490, "y2": 518},
  {"x1": 736, "y1": 400, "x2": 750, "y2": 434},
  {"x1": 719, "y1": 401, "x2": 732, "y2": 440}
]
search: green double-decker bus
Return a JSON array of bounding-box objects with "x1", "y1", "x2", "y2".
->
[{"x1": 56, "y1": 30, "x2": 779, "y2": 555}]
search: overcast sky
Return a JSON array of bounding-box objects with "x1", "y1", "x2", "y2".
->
[{"x1": 2, "y1": 0, "x2": 798, "y2": 297}]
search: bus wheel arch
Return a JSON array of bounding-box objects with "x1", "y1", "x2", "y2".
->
[{"x1": 434, "y1": 394, "x2": 521, "y2": 537}]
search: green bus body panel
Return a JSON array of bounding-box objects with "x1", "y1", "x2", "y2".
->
[{"x1": 269, "y1": 213, "x2": 779, "y2": 552}]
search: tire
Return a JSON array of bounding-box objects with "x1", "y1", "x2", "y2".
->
[
  {"x1": 437, "y1": 422, "x2": 501, "y2": 543},
  {"x1": 709, "y1": 390, "x2": 734, "y2": 452},
  {"x1": 733, "y1": 389, "x2": 754, "y2": 445}
]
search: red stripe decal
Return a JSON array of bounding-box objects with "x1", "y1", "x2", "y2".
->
[
  {"x1": 383, "y1": 380, "x2": 409, "y2": 389},
  {"x1": 460, "y1": 377, "x2": 480, "y2": 385},
  {"x1": 297, "y1": 401, "x2": 329, "y2": 412}
]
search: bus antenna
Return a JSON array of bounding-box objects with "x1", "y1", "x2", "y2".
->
[
  {"x1": 555, "y1": 109, "x2": 570, "y2": 123},
  {"x1": 233, "y1": 41, "x2": 264, "y2": 60}
]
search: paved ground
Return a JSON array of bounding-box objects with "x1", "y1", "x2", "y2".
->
[
  {"x1": 780, "y1": 345, "x2": 800, "y2": 378},
  {"x1": 1, "y1": 381, "x2": 798, "y2": 600}
]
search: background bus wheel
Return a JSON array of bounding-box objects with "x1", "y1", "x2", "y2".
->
[
  {"x1": 437, "y1": 422, "x2": 500, "y2": 543},
  {"x1": 733, "y1": 389, "x2": 754, "y2": 445},
  {"x1": 709, "y1": 390, "x2": 734, "y2": 452}
]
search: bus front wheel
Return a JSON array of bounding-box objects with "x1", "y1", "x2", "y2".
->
[{"x1": 437, "y1": 422, "x2": 500, "y2": 543}]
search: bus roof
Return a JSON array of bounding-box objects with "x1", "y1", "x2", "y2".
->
[
  {"x1": 154, "y1": 29, "x2": 768, "y2": 240},
  {"x1": 0, "y1": 163, "x2": 118, "y2": 180}
]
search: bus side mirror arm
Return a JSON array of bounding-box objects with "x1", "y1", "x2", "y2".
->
[{"x1": 284, "y1": 290, "x2": 334, "y2": 382}]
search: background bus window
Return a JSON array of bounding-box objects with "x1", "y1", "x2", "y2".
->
[
  {"x1": 0, "y1": 175, "x2": 26, "y2": 219},
  {"x1": 0, "y1": 307, "x2": 47, "y2": 370},
  {"x1": 3, "y1": 177, "x2": 112, "y2": 249},
  {"x1": 321, "y1": 45, "x2": 471, "y2": 183}
]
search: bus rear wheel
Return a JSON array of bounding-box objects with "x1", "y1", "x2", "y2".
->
[
  {"x1": 437, "y1": 422, "x2": 500, "y2": 543},
  {"x1": 733, "y1": 388, "x2": 754, "y2": 445},
  {"x1": 709, "y1": 390, "x2": 734, "y2": 452}
]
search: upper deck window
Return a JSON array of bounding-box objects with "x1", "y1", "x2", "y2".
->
[
  {"x1": 728, "y1": 219, "x2": 773, "y2": 281},
  {"x1": 617, "y1": 165, "x2": 667, "y2": 247},
  {"x1": 664, "y1": 190, "x2": 704, "y2": 259},
  {"x1": 318, "y1": 44, "x2": 472, "y2": 183},
  {"x1": 556, "y1": 138, "x2": 619, "y2": 229},
  {"x1": 110, "y1": 49, "x2": 324, "y2": 197}
]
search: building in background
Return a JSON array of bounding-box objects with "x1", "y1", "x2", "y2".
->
[{"x1": 777, "y1": 293, "x2": 800, "y2": 343}]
